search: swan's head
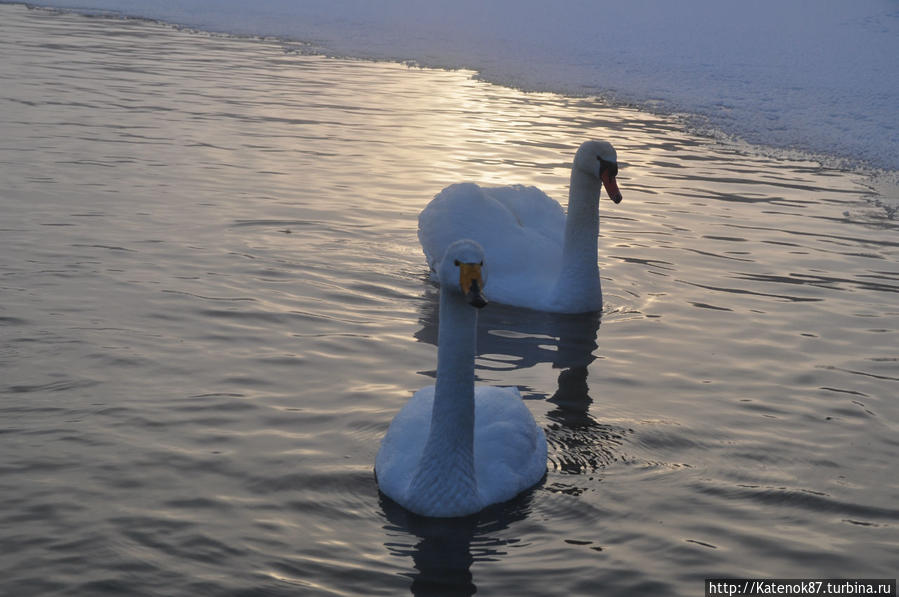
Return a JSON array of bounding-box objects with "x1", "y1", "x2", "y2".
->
[
  {"x1": 438, "y1": 239, "x2": 488, "y2": 309},
  {"x1": 574, "y1": 140, "x2": 623, "y2": 204}
]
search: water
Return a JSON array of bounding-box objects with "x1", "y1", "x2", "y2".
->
[{"x1": 1, "y1": 5, "x2": 897, "y2": 595}]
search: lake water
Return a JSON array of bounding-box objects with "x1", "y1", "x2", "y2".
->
[{"x1": 1, "y1": 5, "x2": 897, "y2": 596}]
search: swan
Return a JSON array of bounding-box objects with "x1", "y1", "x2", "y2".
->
[
  {"x1": 418, "y1": 140, "x2": 622, "y2": 314},
  {"x1": 376, "y1": 239, "x2": 547, "y2": 518}
]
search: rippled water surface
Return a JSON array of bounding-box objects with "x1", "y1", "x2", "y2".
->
[{"x1": 1, "y1": 6, "x2": 897, "y2": 596}]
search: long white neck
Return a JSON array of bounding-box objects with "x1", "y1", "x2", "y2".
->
[
  {"x1": 405, "y1": 288, "x2": 480, "y2": 516},
  {"x1": 548, "y1": 167, "x2": 603, "y2": 312}
]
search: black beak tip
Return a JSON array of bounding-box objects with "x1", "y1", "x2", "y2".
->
[
  {"x1": 466, "y1": 279, "x2": 488, "y2": 308},
  {"x1": 611, "y1": 192, "x2": 623, "y2": 204},
  {"x1": 468, "y1": 291, "x2": 488, "y2": 309}
]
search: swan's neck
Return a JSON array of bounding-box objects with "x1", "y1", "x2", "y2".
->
[
  {"x1": 406, "y1": 288, "x2": 480, "y2": 516},
  {"x1": 549, "y1": 168, "x2": 603, "y2": 312}
]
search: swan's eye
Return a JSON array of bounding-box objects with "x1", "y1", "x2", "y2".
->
[
  {"x1": 454, "y1": 259, "x2": 460, "y2": 266},
  {"x1": 598, "y1": 158, "x2": 618, "y2": 178}
]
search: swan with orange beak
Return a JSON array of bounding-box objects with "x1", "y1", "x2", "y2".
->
[{"x1": 376, "y1": 240, "x2": 547, "y2": 517}]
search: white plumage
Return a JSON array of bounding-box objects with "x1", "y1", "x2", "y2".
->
[
  {"x1": 418, "y1": 140, "x2": 622, "y2": 314},
  {"x1": 376, "y1": 240, "x2": 547, "y2": 517}
]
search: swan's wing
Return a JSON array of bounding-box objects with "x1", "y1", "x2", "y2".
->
[
  {"x1": 375, "y1": 386, "x2": 434, "y2": 501},
  {"x1": 473, "y1": 386, "x2": 547, "y2": 504},
  {"x1": 418, "y1": 183, "x2": 564, "y2": 302},
  {"x1": 419, "y1": 183, "x2": 519, "y2": 272},
  {"x1": 483, "y1": 185, "x2": 565, "y2": 245}
]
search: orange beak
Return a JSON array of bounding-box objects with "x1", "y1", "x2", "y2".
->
[
  {"x1": 601, "y1": 169, "x2": 622, "y2": 204},
  {"x1": 458, "y1": 263, "x2": 487, "y2": 308}
]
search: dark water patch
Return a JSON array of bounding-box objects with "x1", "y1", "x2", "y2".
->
[
  {"x1": 2, "y1": 499, "x2": 87, "y2": 524},
  {"x1": 689, "y1": 301, "x2": 732, "y2": 311},
  {"x1": 170, "y1": 396, "x2": 255, "y2": 413},
  {"x1": 696, "y1": 483, "x2": 899, "y2": 520},
  {"x1": 683, "y1": 247, "x2": 755, "y2": 262},
  {"x1": 218, "y1": 375, "x2": 275, "y2": 389},
  {"x1": 817, "y1": 365, "x2": 899, "y2": 383},
  {"x1": 56, "y1": 432, "x2": 115, "y2": 447},
  {"x1": 703, "y1": 235, "x2": 746, "y2": 242},
  {"x1": 829, "y1": 405, "x2": 876, "y2": 419},
  {"x1": 610, "y1": 255, "x2": 676, "y2": 271},
  {"x1": 0, "y1": 316, "x2": 28, "y2": 325},
  {"x1": 178, "y1": 533, "x2": 248, "y2": 563},
  {"x1": 252, "y1": 355, "x2": 307, "y2": 367},
  {"x1": 820, "y1": 386, "x2": 869, "y2": 398},
  {"x1": 5, "y1": 379, "x2": 100, "y2": 394},
  {"x1": 161, "y1": 289, "x2": 256, "y2": 302},
  {"x1": 164, "y1": 497, "x2": 229, "y2": 510},
  {"x1": 93, "y1": 405, "x2": 135, "y2": 417},
  {"x1": 685, "y1": 538, "x2": 717, "y2": 549},
  {"x1": 842, "y1": 519, "x2": 883, "y2": 527},
  {"x1": 70, "y1": 243, "x2": 134, "y2": 251},
  {"x1": 725, "y1": 222, "x2": 899, "y2": 250},
  {"x1": 677, "y1": 279, "x2": 823, "y2": 302},
  {"x1": 735, "y1": 272, "x2": 899, "y2": 294}
]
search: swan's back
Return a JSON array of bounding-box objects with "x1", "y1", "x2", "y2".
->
[
  {"x1": 376, "y1": 384, "x2": 547, "y2": 511},
  {"x1": 472, "y1": 386, "x2": 547, "y2": 504},
  {"x1": 375, "y1": 386, "x2": 434, "y2": 503},
  {"x1": 418, "y1": 183, "x2": 566, "y2": 306},
  {"x1": 484, "y1": 185, "x2": 566, "y2": 243}
]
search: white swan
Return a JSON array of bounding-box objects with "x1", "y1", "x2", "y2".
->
[
  {"x1": 376, "y1": 239, "x2": 547, "y2": 518},
  {"x1": 418, "y1": 140, "x2": 622, "y2": 314}
]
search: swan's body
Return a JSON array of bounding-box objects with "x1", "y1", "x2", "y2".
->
[
  {"x1": 376, "y1": 240, "x2": 546, "y2": 518},
  {"x1": 418, "y1": 141, "x2": 622, "y2": 314}
]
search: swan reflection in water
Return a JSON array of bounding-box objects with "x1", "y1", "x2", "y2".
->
[
  {"x1": 378, "y1": 286, "x2": 627, "y2": 595},
  {"x1": 413, "y1": 284, "x2": 626, "y2": 477},
  {"x1": 379, "y1": 490, "x2": 535, "y2": 597}
]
